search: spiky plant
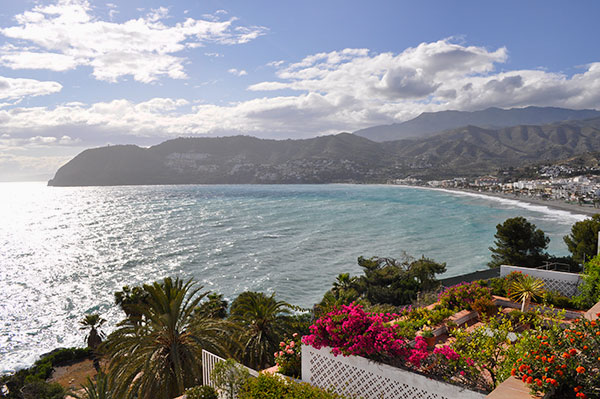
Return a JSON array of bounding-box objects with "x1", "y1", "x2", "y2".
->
[
  {"x1": 509, "y1": 275, "x2": 545, "y2": 312},
  {"x1": 104, "y1": 277, "x2": 237, "y2": 399},
  {"x1": 75, "y1": 372, "x2": 112, "y2": 399}
]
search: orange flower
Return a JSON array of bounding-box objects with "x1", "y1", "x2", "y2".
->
[
  {"x1": 526, "y1": 376, "x2": 533, "y2": 384},
  {"x1": 576, "y1": 366, "x2": 586, "y2": 374},
  {"x1": 511, "y1": 368, "x2": 516, "y2": 376}
]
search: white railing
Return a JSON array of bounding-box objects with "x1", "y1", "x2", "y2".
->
[
  {"x1": 201, "y1": 350, "x2": 259, "y2": 388},
  {"x1": 302, "y1": 345, "x2": 485, "y2": 399},
  {"x1": 501, "y1": 265, "x2": 582, "y2": 297}
]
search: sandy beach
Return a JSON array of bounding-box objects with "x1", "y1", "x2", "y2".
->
[{"x1": 402, "y1": 185, "x2": 600, "y2": 217}]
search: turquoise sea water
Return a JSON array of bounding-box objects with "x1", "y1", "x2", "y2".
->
[{"x1": 0, "y1": 182, "x2": 587, "y2": 372}]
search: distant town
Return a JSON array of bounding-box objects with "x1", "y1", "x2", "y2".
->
[{"x1": 395, "y1": 163, "x2": 600, "y2": 207}]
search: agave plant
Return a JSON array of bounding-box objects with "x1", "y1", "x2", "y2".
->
[
  {"x1": 75, "y1": 372, "x2": 112, "y2": 399},
  {"x1": 509, "y1": 274, "x2": 545, "y2": 312},
  {"x1": 104, "y1": 277, "x2": 237, "y2": 399}
]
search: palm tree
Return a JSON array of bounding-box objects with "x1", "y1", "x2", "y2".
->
[
  {"x1": 80, "y1": 314, "x2": 106, "y2": 350},
  {"x1": 509, "y1": 275, "x2": 545, "y2": 312},
  {"x1": 230, "y1": 292, "x2": 291, "y2": 370},
  {"x1": 104, "y1": 277, "x2": 237, "y2": 399},
  {"x1": 80, "y1": 314, "x2": 106, "y2": 371}
]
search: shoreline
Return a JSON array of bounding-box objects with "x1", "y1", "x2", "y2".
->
[{"x1": 402, "y1": 184, "x2": 599, "y2": 218}]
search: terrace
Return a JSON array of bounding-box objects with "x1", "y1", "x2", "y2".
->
[{"x1": 200, "y1": 265, "x2": 599, "y2": 399}]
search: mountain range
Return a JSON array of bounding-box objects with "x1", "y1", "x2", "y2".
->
[
  {"x1": 353, "y1": 106, "x2": 600, "y2": 142},
  {"x1": 48, "y1": 107, "x2": 600, "y2": 186}
]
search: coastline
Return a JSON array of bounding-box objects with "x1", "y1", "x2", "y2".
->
[{"x1": 400, "y1": 184, "x2": 599, "y2": 218}]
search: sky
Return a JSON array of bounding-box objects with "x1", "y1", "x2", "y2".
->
[{"x1": 1, "y1": 0, "x2": 600, "y2": 181}]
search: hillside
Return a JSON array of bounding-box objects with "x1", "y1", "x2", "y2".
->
[
  {"x1": 353, "y1": 106, "x2": 600, "y2": 142},
  {"x1": 48, "y1": 118, "x2": 600, "y2": 186}
]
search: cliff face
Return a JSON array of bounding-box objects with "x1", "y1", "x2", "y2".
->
[{"x1": 48, "y1": 118, "x2": 600, "y2": 186}]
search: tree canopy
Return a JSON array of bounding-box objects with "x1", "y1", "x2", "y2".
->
[
  {"x1": 356, "y1": 255, "x2": 446, "y2": 306},
  {"x1": 563, "y1": 214, "x2": 600, "y2": 265},
  {"x1": 488, "y1": 216, "x2": 549, "y2": 268}
]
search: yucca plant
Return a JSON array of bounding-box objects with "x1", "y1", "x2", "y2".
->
[{"x1": 508, "y1": 275, "x2": 545, "y2": 312}]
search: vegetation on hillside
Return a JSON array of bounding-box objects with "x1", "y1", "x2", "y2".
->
[{"x1": 4, "y1": 215, "x2": 600, "y2": 398}]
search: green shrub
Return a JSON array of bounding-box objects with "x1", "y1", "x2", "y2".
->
[
  {"x1": 185, "y1": 385, "x2": 219, "y2": 399},
  {"x1": 0, "y1": 347, "x2": 91, "y2": 399},
  {"x1": 239, "y1": 373, "x2": 349, "y2": 399},
  {"x1": 574, "y1": 255, "x2": 600, "y2": 308},
  {"x1": 19, "y1": 380, "x2": 65, "y2": 399},
  {"x1": 487, "y1": 277, "x2": 507, "y2": 296},
  {"x1": 438, "y1": 282, "x2": 492, "y2": 311},
  {"x1": 541, "y1": 290, "x2": 581, "y2": 310},
  {"x1": 210, "y1": 359, "x2": 250, "y2": 399},
  {"x1": 472, "y1": 297, "x2": 497, "y2": 318}
]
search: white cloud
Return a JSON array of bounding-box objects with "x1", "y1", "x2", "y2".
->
[
  {"x1": 228, "y1": 68, "x2": 247, "y2": 76},
  {"x1": 248, "y1": 39, "x2": 600, "y2": 122},
  {"x1": 0, "y1": 0, "x2": 267, "y2": 83},
  {"x1": 0, "y1": 75, "x2": 62, "y2": 101},
  {"x1": 0, "y1": 39, "x2": 599, "y2": 150}
]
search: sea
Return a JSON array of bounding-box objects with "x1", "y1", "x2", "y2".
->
[{"x1": 0, "y1": 182, "x2": 588, "y2": 373}]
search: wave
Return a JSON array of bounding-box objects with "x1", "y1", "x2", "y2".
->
[{"x1": 404, "y1": 185, "x2": 587, "y2": 222}]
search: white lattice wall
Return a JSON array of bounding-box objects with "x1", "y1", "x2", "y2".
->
[
  {"x1": 302, "y1": 345, "x2": 485, "y2": 399},
  {"x1": 501, "y1": 265, "x2": 582, "y2": 297}
]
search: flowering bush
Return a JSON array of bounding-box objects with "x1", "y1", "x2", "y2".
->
[
  {"x1": 302, "y1": 302, "x2": 477, "y2": 390},
  {"x1": 302, "y1": 303, "x2": 410, "y2": 360},
  {"x1": 275, "y1": 334, "x2": 301, "y2": 378},
  {"x1": 438, "y1": 282, "x2": 492, "y2": 311},
  {"x1": 512, "y1": 315, "x2": 600, "y2": 398},
  {"x1": 451, "y1": 315, "x2": 515, "y2": 391}
]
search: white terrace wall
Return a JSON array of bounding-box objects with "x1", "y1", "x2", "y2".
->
[
  {"x1": 302, "y1": 345, "x2": 485, "y2": 399},
  {"x1": 501, "y1": 265, "x2": 582, "y2": 297}
]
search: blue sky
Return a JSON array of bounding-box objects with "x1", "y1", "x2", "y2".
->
[{"x1": 1, "y1": 0, "x2": 600, "y2": 180}]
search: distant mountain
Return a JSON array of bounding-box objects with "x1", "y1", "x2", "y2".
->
[
  {"x1": 386, "y1": 117, "x2": 600, "y2": 174},
  {"x1": 48, "y1": 134, "x2": 391, "y2": 186},
  {"x1": 48, "y1": 118, "x2": 600, "y2": 186},
  {"x1": 353, "y1": 106, "x2": 600, "y2": 142}
]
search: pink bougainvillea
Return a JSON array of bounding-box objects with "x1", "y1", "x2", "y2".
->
[
  {"x1": 303, "y1": 303, "x2": 477, "y2": 387},
  {"x1": 302, "y1": 303, "x2": 410, "y2": 359}
]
